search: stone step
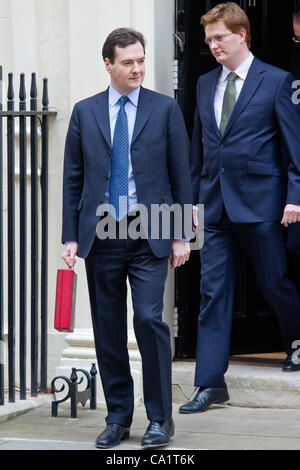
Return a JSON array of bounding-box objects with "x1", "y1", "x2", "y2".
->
[
  {"x1": 172, "y1": 358, "x2": 300, "y2": 409},
  {"x1": 57, "y1": 334, "x2": 300, "y2": 410}
]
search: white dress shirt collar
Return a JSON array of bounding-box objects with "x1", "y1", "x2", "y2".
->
[
  {"x1": 109, "y1": 85, "x2": 140, "y2": 108},
  {"x1": 220, "y1": 52, "x2": 254, "y2": 82}
]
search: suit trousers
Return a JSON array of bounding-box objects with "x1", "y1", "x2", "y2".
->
[
  {"x1": 195, "y1": 208, "x2": 300, "y2": 388},
  {"x1": 85, "y1": 229, "x2": 172, "y2": 427}
]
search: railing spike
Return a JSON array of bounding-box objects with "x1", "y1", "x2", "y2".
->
[
  {"x1": 8, "y1": 73, "x2": 14, "y2": 99},
  {"x1": 30, "y1": 73, "x2": 37, "y2": 111},
  {"x1": 42, "y1": 77, "x2": 49, "y2": 110},
  {"x1": 19, "y1": 73, "x2": 26, "y2": 111},
  {"x1": 30, "y1": 73, "x2": 37, "y2": 99},
  {"x1": 7, "y1": 73, "x2": 14, "y2": 111}
]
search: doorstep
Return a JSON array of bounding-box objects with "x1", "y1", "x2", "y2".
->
[{"x1": 172, "y1": 353, "x2": 300, "y2": 409}]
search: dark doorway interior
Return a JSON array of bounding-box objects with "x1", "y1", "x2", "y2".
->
[{"x1": 174, "y1": 0, "x2": 300, "y2": 359}]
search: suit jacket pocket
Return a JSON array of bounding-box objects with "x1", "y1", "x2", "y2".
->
[{"x1": 247, "y1": 161, "x2": 282, "y2": 176}]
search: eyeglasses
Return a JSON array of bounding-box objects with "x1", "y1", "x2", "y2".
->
[
  {"x1": 204, "y1": 32, "x2": 234, "y2": 46},
  {"x1": 292, "y1": 36, "x2": 300, "y2": 44}
]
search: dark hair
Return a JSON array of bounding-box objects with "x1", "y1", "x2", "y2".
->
[
  {"x1": 293, "y1": 6, "x2": 300, "y2": 23},
  {"x1": 102, "y1": 28, "x2": 146, "y2": 63}
]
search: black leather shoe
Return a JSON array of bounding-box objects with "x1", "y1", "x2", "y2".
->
[
  {"x1": 179, "y1": 387, "x2": 229, "y2": 414},
  {"x1": 282, "y1": 353, "x2": 300, "y2": 372},
  {"x1": 141, "y1": 418, "x2": 174, "y2": 448},
  {"x1": 95, "y1": 424, "x2": 130, "y2": 449}
]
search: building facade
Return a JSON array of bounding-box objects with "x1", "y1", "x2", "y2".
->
[
  {"x1": 1, "y1": 0, "x2": 300, "y2": 404},
  {"x1": 1, "y1": 0, "x2": 176, "y2": 403}
]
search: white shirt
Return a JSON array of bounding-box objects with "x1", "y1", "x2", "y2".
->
[{"x1": 214, "y1": 52, "x2": 254, "y2": 128}]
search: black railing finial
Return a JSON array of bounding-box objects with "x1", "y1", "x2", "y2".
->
[
  {"x1": 19, "y1": 73, "x2": 26, "y2": 111},
  {"x1": 42, "y1": 78, "x2": 49, "y2": 111},
  {"x1": 30, "y1": 73, "x2": 37, "y2": 111},
  {"x1": 8, "y1": 73, "x2": 14, "y2": 111}
]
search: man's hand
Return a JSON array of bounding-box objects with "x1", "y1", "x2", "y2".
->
[
  {"x1": 281, "y1": 204, "x2": 300, "y2": 227},
  {"x1": 62, "y1": 242, "x2": 78, "y2": 268},
  {"x1": 193, "y1": 208, "x2": 198, "y2": 233},
  {"x1": 169, "y1": 240, "x2": 190, "y2": 269}
]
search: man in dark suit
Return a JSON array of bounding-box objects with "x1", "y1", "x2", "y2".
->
[
  {"x1": 61, "y1": 28, "x2": 193, "y2": 447},
  {"x1": 290, "y1": 6, "x2": 300, "y2": 80},
  {"x1": 179, "y1": 2, "x2": 300, "y2": 415},
  {"x1": 286, "y1": 6, "x2": 300, "y2": 252}
]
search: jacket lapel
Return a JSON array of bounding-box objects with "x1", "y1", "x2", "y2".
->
[
  {"x1": 92, "y1": 89, "x2": 111, "y2": 149},
  {"x1": 222, "y1": 57, "x2": 266, "y2": 138},
  {"x1": 209, "y1": 66, "x2": 222, "y2": 137},
  {"x1": 91, "y1": 87, "x2": 154, "y2": 148},
  {"x1": 132, "y1": 87, "x2": 154, "y2": 144}
]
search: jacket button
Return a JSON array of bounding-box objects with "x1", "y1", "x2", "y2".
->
[
  {"x1": 219, "y1": 168, "x2": 225, "y2": 174},
  {"x1": 105, "y1": 175, "x2": 109, "y2": 180}
]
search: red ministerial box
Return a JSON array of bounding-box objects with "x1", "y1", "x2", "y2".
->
[{"x1": 54, "y1": 269, "x2": 77, "y2": 332}]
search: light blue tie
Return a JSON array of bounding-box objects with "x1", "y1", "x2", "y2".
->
[{"x1": 109, "y1": 95, "x2": 129, "y2": 221}]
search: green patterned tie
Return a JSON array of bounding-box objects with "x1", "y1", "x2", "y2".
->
[{"x1": 219, "y1": 72, "x2": 238, "y2": 136}]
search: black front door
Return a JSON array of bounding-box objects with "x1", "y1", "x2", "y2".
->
[{"x1": 174, "y1": 0, "x2": 300, "y2": 358}]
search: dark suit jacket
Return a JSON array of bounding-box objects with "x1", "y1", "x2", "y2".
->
[
  {"x1": 62, "y1": 86, "x2": 193, "y2": 258},
  {"x1": 190, "y1": 56, "x2": 300, "y2": 224},
  {"x1": 290, "y1": 46, "x2": 300, "y2": 80}
]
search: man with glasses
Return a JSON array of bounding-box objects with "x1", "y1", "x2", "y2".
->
[
  {"x1": 291, "y1": 6, "x2": 300, "y2": 80},
  {"x1": 179, "y1": 2, "x2": 300, "y2": 415}
]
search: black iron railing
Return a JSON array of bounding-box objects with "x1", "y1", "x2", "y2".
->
[{"x1": 0, "y1": 66, "x2": 56, "y2": 404}]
